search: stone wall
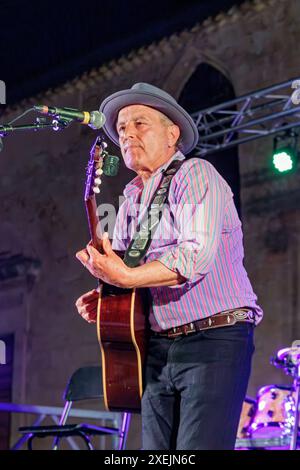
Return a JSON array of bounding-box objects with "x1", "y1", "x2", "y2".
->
[{"x1": 0, "y1": 0, "x2": 299, "y2": 449}]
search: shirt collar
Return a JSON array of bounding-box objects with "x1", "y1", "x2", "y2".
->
[{"x1": 123, "y1": 150, "x2": 186, "y2": 199}]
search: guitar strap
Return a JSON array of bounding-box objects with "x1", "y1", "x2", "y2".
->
[{"x1": 123, "y1": 158, "x2": 186, "y2": 268}]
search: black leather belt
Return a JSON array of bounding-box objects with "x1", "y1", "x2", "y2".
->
[{"x1": 154, "y1": 309, "x2": 255, "y2": 339}]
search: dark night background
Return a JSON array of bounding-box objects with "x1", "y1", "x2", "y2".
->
[{"x1": 1, "y1": 0, "x2": 245, "y2": 105}]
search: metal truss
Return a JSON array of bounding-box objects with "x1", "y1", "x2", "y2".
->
[{"x1": 192, "y1": 78, "x2": 300, "y2": 156}]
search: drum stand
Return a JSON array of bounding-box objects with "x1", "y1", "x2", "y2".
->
[{"x1": 275, "y1": 344, "x2": 300, "y2": 450}]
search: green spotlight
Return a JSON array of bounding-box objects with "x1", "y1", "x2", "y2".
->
[
  {"x1": 272, "y1": 130, "x2": 298, "y2": 174},
  {"x1": 272, "y1": 149, "x2": 294, "y2": 173}
]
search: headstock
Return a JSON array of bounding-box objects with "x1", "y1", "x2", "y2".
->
[
  {"x1": 84, "y1": 136, "x2": 120, "y2": 250},
  {"x1": 84, "y1": 135, "x2": 108, "y2": 201}
]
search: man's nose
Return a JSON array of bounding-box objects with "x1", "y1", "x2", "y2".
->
[{"x1": 122, "y1": 122, "x2": 137, "y2": 140}]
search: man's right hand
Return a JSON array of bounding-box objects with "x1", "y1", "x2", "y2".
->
[{"x1": 75, "y1": 288, "x2": 99, "y2": 323}]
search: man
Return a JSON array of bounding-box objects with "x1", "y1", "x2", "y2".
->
[{"x1": 75, "y1": 82, "x2": 263, "y2": 450}]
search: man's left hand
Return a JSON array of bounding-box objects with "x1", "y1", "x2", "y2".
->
[{"x1": 76, "y1": 233, "x2": 132, "y2": 288}]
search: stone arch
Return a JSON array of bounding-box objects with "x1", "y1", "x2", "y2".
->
[
  {"x1": 176, "y1": 61, "x2": 241, "y2": 215},
  {"x1": 162, "y1": 40, "x2": 232, "y2": 100}
]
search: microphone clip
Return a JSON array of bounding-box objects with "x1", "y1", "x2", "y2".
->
[{"x1": 51, "y1": 117, "x2": 74, "y2": 131}]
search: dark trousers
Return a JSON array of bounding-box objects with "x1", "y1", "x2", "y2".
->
[{"x1": 142, "y1": 322, "x2": 255, "y2": 450}]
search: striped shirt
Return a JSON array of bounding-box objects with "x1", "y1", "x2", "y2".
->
[{"x1": 112, "y1": 151, "x2": 263, "y2": 331}]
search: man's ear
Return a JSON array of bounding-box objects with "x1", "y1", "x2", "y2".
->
[{"x1": 168, "y1": 124, "x2": 181, "y2": 147}]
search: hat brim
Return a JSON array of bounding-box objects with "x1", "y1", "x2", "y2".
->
[{"x1": 99, "y1": 89, "x2": 199, "y2": 154}]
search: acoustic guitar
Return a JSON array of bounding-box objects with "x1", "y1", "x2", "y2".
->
[{"x1": 84, "y1": 136, "x2": 148, "y2": 412}]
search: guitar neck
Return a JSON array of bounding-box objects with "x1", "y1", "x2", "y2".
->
[
  {"x1": 84, "y1": 136, "x2": 111, "y2": 254},
  {"x1": 85, "y1": 195, "x2": 103, "y2": 253}
]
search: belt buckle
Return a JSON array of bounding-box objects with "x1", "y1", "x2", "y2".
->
[{"x1": 233, "y1": 309, "x2": 255, "y2": 323}]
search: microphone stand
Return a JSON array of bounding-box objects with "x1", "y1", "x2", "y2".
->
[
  {"x1": 0, "y1": 116, "x2": 73, "y2": 151},
  {"x1": 274, "y1": 345, "x2": 300, "y2": 450},
  {"x1": 290, "y1": 360, "x2": 300, "y2": 450}
]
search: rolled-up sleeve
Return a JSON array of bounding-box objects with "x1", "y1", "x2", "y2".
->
[{"x1": 157, "y1": 159, "x2": 227, "y2": 282}]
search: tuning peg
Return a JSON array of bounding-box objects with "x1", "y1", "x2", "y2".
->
[
  {"x1": 93, "y1": 186, "x2": 100, "y2": 194},
  {"x1": 94, "y1": 178, "x2": 102, "y2": 185}
]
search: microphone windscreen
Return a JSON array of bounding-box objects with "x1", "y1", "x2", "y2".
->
[{"x1": 89, "y1": 111, "x2": 106, "y2": 129}]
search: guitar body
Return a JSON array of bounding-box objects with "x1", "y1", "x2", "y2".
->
[{"x1": 97, "y1": 284, "x2": 148, "y2": 412}]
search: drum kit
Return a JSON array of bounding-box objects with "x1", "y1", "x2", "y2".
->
[{"x1": 235, "y1": 341, "x2": 300, "y2": 450}]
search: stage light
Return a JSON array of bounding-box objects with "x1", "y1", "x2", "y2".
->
[
  {"x1": 272, "y1": 130, "x2": 298, "y2": 174},
  {"x1": 273, "y1": 150, "x2": 294, "y2": 172}
]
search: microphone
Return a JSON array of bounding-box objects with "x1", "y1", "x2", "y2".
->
[{"x1": 34, "y1": 105, "x2": 106, "y2": 130}]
